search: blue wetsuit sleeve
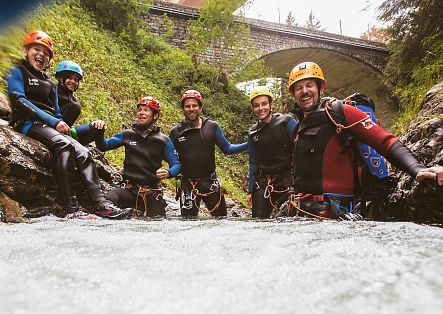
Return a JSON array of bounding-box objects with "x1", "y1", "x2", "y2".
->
[
  {"x1": 287, "y1": 118, "x2": 297, "y2": 138},
  {"x1": 6, "y1": 67, "x2": 61, "y2": 128},
  {"x1": 247, "y1": 136, "x2": 257, "y2": 194},
  {"x1": 164, "y1": 139, "x2": 181, "y2": 177},
  {"x1": 95, "y1": 131, "x2": 124, "y2": 151},
  {"x1": 215, "y1": 124, "x2": 248, "y2": 154},
  {"x1": 53, "y1": 86, "x2": 62, "y2": 119}
]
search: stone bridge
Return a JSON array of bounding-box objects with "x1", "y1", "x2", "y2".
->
[{"x1": 144, "y1": 1, "x2": 397, "y2": 126}]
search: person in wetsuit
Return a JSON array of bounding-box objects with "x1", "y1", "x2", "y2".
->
[
  {"x1": 247, "y1": 86, "x2": 297, "y2": 218},
  {"x1": 55, "y1": 60, "x2": 105, "y2": 145},
  {"x1": 169, "y1": 89, "x2": 247, "y2": 217},
  {"x1": 6, "y1": 30, "x2": 132, "y2": 219},
  {"x1": 96, "y1": 96, "x2": 181, "y2": 217},
  {"x1": 287, "y1": 61, "x2": 443, "y2": 220}
]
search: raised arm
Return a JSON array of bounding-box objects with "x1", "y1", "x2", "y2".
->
[
  {"x1": 95, "y1": 131, "x2": 125, "y2": 151},
  {"x1": 215, "y1": 124, "x2": 247, "y2": 154},
  {"x1": 6, "y1": 67, "x2": 61, "y2": 128}
]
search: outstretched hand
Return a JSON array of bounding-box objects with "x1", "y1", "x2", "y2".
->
[
  {"x1": 56, "y1": 121, "x2": 70, "y2": 134},
  {"x1": 91, "y1": 120, "x2": 106, "y2": 129},
  {"x1": 416, "y1": 166, "x2": 443, "y2": 186}
]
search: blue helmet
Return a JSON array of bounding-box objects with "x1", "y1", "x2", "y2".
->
[{"x1": 55, "y1": 60, "x2": 83, "y2": 80}]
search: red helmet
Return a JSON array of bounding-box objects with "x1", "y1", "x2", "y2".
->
[
  {"x1": 24, "y1": 30, "x2": 54, "y2": 59},
  {"x1": 137, "y1": 96, "x2": 161, "y2": 115},
  {"x1": 180, "y1": 89, "x2": 203, "y2": 107}
]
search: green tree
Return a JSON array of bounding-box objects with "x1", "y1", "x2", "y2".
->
[
  {"x1": 286, "y1": 11, "x2": 297, "y2": 27},
  {"x1": 186, "y1": 0, "x2": 253, "y2": 76},
  {"x1": 80, "y1": 0, "x2": 150, "y2": 37},
  {"x1": 360, "y1": 26, "x2": 390, "y2": 43},
  {"x1": 377, "y1": 0, "x2": 443, "y2": 132},
  {"x1": 378, "y1": 0, "x2": 443, "y2": 88},
  {"x1": 304, "y1": 10, "x2": 325, "y2": 31}
]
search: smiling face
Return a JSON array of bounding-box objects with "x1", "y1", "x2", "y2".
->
[
  {"x1": 292, "y1": 78, "x2": 323, "y2": 115},
  {"x1": 182, "y1": 98, "x2": 202, "y2": 124},
  {"x1": 26, "y1": 44, "x2": 51, "y2": 72},
  {"x1": 63, "y1": 73, "x2": 81, "y2": 92},
  {"x1": 251, "y1": 95, "x2": 272, "y2": 123},
  {"x1": 137, "y1": 104, "x2": 157, "y2": 127}
]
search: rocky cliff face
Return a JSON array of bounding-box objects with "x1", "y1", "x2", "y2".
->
[
  {"x1": 0, "y1": 94, "x2": 125, "y2": 221},
  {"x1": 1, "y1": 82, "x2": 442, "y2": 223},
  {"x1": 380, "y1": 82, "x2": 443, "y2": 223}
]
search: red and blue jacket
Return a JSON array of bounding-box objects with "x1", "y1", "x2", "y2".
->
[{"x1": 293, "y1": 99, "x2": 426, "y2": 196}]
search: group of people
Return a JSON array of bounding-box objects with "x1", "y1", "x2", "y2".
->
[{"x1": 5, "y1": 30, "x2": 443, "y2": 220}]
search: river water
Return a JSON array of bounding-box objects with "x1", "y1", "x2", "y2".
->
[{"x1": 1, "y1": 216, "x2": 443, "y2": 314}]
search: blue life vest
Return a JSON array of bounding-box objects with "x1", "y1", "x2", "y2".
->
[{"x1": 355, "y1": 104, "x2": 389, "y2": 179}]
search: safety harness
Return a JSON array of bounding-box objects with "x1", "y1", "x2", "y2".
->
[
  {"x1": 284, "y1": 98, "x2": 370, "y2": 220},
  {"x1": 254, "y1": 175, "x2": 290, "y2": 216},
  {"x1": 123, "y1": 182, "x2": 163, "y2": 217},
  {"x1": 177, "y1": 173, "x2": 223, "y2": 214}
]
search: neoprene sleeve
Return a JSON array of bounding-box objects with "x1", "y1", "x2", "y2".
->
[{"x1": 385, "y1": 141, "x2": 426, "y2": 179}]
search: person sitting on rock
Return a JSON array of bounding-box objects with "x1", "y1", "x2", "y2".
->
[
  {"x1": 95, "y1": 96, "x2": 181, "y2": 218},
  {"x1": 55, "y1": 60, "x2": 106, "y2": 146},
  {"x1": 6, "y1": 30, "x2": 132, "y2": 219}
]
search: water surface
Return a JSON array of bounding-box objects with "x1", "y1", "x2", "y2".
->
[{"x1": 1, "y1": 217, "x2": 442, "y2": 314}]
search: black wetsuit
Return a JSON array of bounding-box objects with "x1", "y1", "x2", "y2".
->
[
  {"x1": 248, "y1": 113, "x2": 297, "y2": 218},
  {"x1": 6, "y1": 60, "x2": 120, "y2": 216},
  {"x1": 96, "y1": 124, "x2": 181, "y2": 217},
  {"x1": 57, "y1": 82, "x2": 104, "y2": 146},
  {"x1": 169, "y1": 117, "x2": 247, "y2": 217}
]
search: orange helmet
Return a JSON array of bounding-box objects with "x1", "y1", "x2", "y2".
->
[
  {"x1": 24, "y1": 30, "x2": 54, "y2": 59},
  {"x1": 288, "y1": 62, "x2": 326, "y2": 96},
  {"x1": 137, "y1": 96, "x2": 161, "y2": 115},
  {"x1": 180, "y1": 89, "x2": 203, "y2": 107}
]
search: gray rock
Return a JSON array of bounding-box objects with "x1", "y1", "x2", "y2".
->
[
  {"x1": 0, "y1": 191, "x2": 25, "y2": 223},
  {"x1": 0, "y1": 121, "x2": 124, "y2": 220},
  {"x1": 383, "y1": 82, "x2": 443, "y2": 223},
  {"x1": 0, "y1": 93, "x2": 11, "y2": 121}
]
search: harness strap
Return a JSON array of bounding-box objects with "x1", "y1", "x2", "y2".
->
[
  {"x1": 189, "y1": 178, "x2": 223, "y2": 214},
  {"x1": 288, "y1": 194, "x2": 333, "y2": 220},
  {"x1": 135, "y1": 186, "x2": 163, "y2": 217},
  {"x1": 324, "y1": 99, "x2": 369, "y2": 134},
  {"x1": 262, "y1": 176, "x2": 289, "y2": 217}
]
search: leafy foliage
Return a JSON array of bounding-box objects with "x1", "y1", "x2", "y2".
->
[
  {"x1": 80, "y1": 0, "x2": 151, "y2": 36},
  {"x1": 186, "y1": 0, "x2": 254, "y2": 75},
  {"x1": 378, "y1": 0, "x2": 443, "y2": 88},
  {"x1": 377, "y1": 0, "x2": 443, "y2": 132},
  {"x1": 0, "y1": 0, "x2": 253, "y2": 205},
  {"x1": 285, "y1": 11, "x2": 297, "y2": 27},
  {"x1": 360, "y1": 26, "x2": 390, "y2": 43},
  {"x1": 304, "y1": 10, "x2": 326, "y2": 31}
]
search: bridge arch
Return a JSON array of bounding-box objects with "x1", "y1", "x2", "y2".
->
[
  {"x1": 146, "y1": 1, "x2": 398, "y2": 127},
  {"x1": 254, "y1": 47, "x2": 397, "y2": 128}
]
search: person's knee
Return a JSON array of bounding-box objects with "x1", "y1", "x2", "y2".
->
[
  {"x1": 72, "y1": 141, "x2": 93, "y2": 167},
  {"x1": 52, "y1": 134, "x2": 74, "y2": 156}
]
